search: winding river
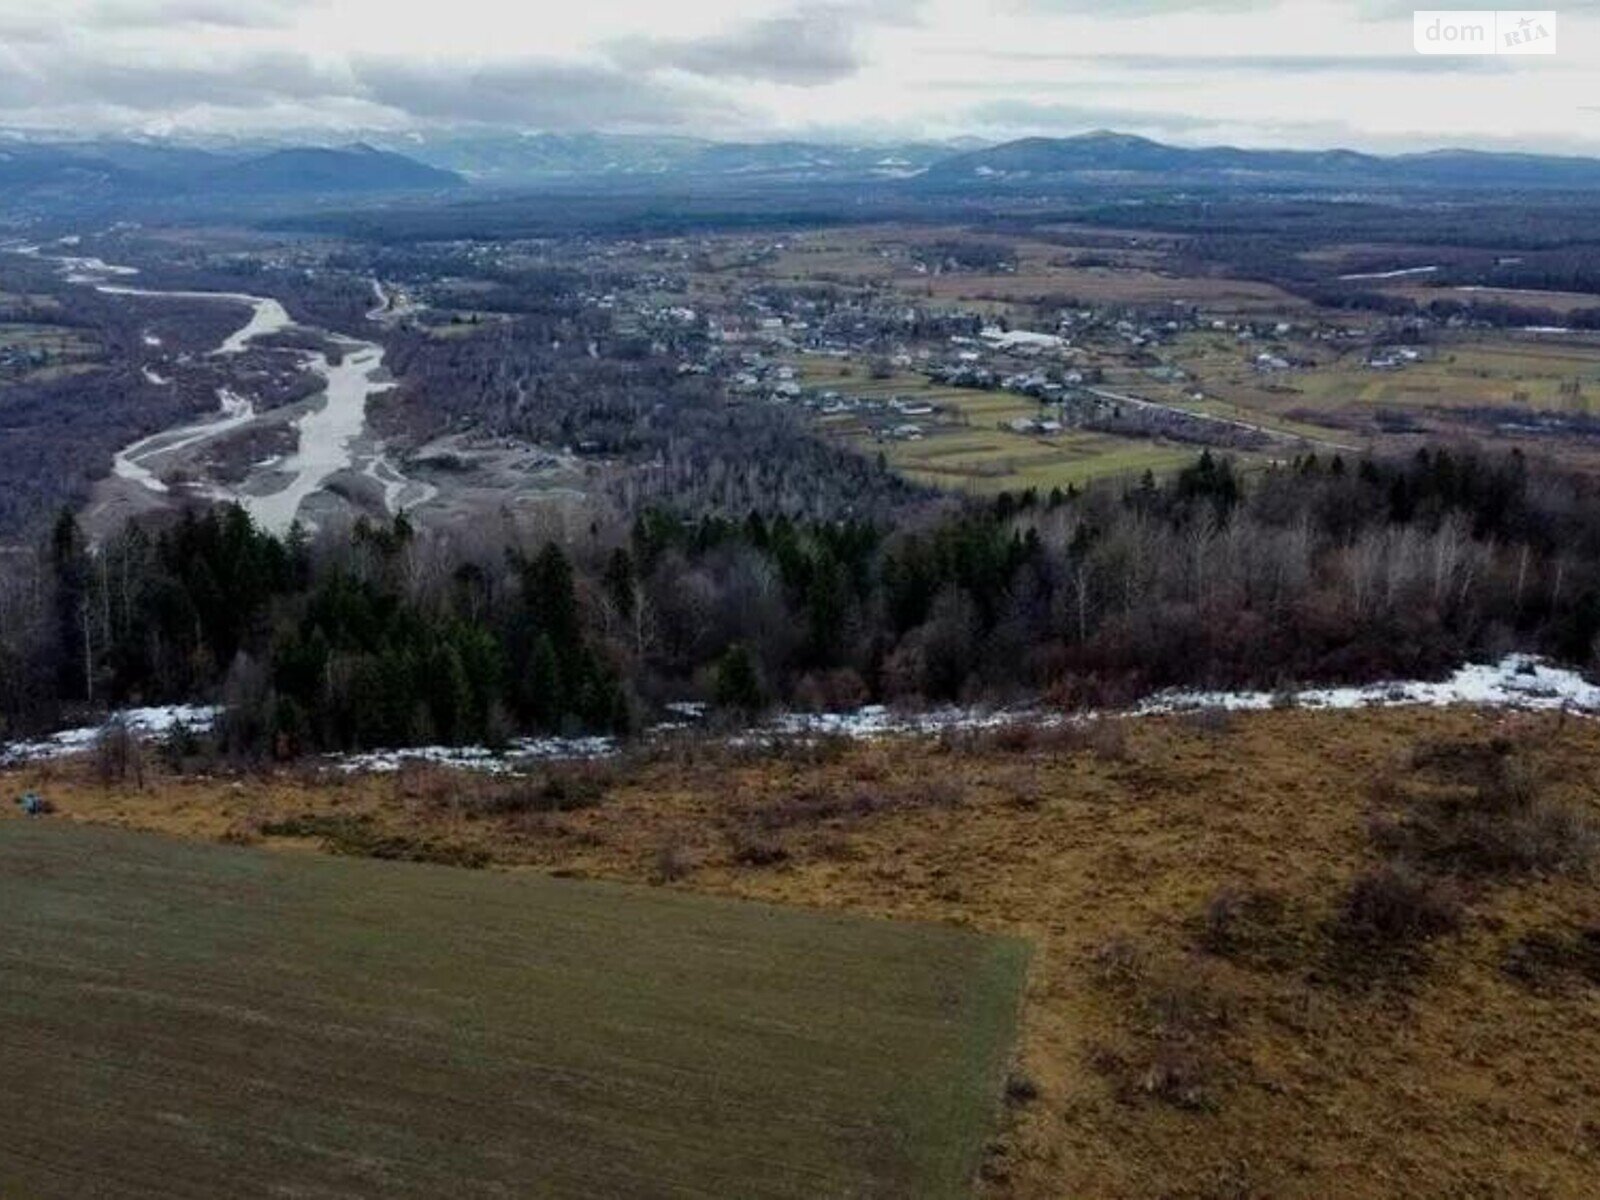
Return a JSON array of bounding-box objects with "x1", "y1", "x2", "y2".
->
[{"x1": 9, "y1": 242, "x2": 432, "y2": 533}]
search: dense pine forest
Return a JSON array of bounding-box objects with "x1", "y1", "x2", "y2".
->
[{"x1": 3, "y1": 447, "x2": 1599, "y2": 755}]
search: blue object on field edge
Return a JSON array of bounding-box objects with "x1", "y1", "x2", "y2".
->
[{"x1": 16, "y1": 792, "x2": 52, "y2": 816}]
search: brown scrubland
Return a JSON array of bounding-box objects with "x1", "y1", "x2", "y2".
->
[{"x1": 7, "y1": 704, "x2": 1599, "y2": 1198}]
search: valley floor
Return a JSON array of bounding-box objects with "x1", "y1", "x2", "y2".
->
[{"x1": 5, "y1": 704, "x2": 1599, "y2": 1198}]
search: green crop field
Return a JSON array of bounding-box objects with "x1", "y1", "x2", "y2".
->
[
  {"x1": 0, "y1": 823, "x2": 1028, "y2": 1200},
  {"x1": 1289, "y1": 341, "x2": 1600, "y2": 414},
  {"x1": 791, "y1": 355, "x2": 1198, "y2": 492},
  {"x1": 878, "y1": 428, "x2": 1195, "y2": 494},
  {"x1": 1162, "y1": 330, "x2": 1600, "y2": 425}
]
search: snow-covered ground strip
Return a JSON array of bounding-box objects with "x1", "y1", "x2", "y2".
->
[
  {"x1": 1, "y1": 705, "x2": 219, "y2": 767},
  {"x1": 1136, "y1": 655, "x2": 1600, "y2": 715},
  {"x1": 338, "y1": 736, "x2": 619, "y2": 775},
  {"x1": 766, "y1": 704, "x2": 1047, "y2": 740},
  {"x1": 233, "y1": 656, "x2": 1600, "y2": 771},
  {"x1": 4, "y1": 657, "x2": 1596, "y2": 775}
]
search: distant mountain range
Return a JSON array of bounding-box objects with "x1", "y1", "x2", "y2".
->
[
  {"x1": 0, "y1": 138, "x2": 463, "y2": 207},
  {"x1": 364, "y1": 128, "x2": 1600, "y2": 191},
  {"x1": 358, "y1": 131, "x2": 982, "y2": 185},
  {"x1": 917, "y1": 130, "x2": 1600, "y2": 190},
  {"x1": 4, "y1": 128, "x2": 1600, "y2": 215}
]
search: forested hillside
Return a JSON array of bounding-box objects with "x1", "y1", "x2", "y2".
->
[
  {"x1": 379, "y1": 295, "x2": 919, "y2": 522},
  {"x1": 3, "y1": 447, "x2": 1598, "y2": 752}
]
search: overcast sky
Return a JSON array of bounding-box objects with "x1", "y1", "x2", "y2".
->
[{"x1": 4, "y1": 0, "x2": 1598, "y2": 151}]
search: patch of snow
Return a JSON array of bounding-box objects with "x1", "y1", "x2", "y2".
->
[
  {"x1": 766, "y1": 704, "x2": 1031, "y2": 740},
  {"x1": 1135, "y1": 654, "x2": 1600, "y2": 715},
  {"x1": 338, "y1": 735, "x2": 618, "y2": 775},
  {"x1": 1, "y1": 705, "x2": 219, "y2": 767}
]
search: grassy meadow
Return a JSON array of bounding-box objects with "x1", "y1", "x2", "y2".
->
[{"x1": 0, "y1": 822, "x2": 1027, "y2": 1199}]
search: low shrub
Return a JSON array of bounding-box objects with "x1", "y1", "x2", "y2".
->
[
  {"x1": 506, "y1": 770, "x2": 609, "y2": 814},
  {"x1": 728, "y1": 825, "x2": 789, "y2": 867},
  {"x1": 1338, "y1": 865, "x2": 1463, "y2": 944},
  {"x1": 1005, "y1": 777, "x2": 1046, "y2": 810},
  {"x1": 922, "y1": 776, "x2": 967, "y2": 809},
  {"x1": 1135, "y1": 1043, "x2": 1215, "y2": 1112},
  {"x1": 940, "y1": 717, "x2": 1130, "y2": 762},
  {"x1": 420, "y1": 767, "x2": 612, "y2": 818},
  {"x1": 393, "y1": 762, "x2": 458, "y2": 806},
  {"x1": 985, "y1": 722, "x2": 1039, "y2": 754},
  {"x1": 764, "y1": 733, "x2": 853, "y2": 767},
  {"x1": 1370, "y1": 737, "x2": 1596, "y2": 878},
  {"x1": 1092, "y1": 1038, "x2": 1220, "y2": 1112},
  {"x1": 1142, "y1": 962, "x2": 1234, "y2": 1039},
  {"x1": 1503, "y1": 927, "x2": 1600, "y2": 991},
  {"x1": 1324, "y1": 865, "x2": 1462, "y2": 982},
  {"x1": 650, "y1": 840, "x2": 694, "y2": 885},
  {"x1": 1087, "y1": 935, "x2": 1148, "y2": 989},
  {"x1": 1181, "y1": 707, "x2": 1236, "y2": 739},
  {"x1": 1086, "y1": 948, "x2": 1231, "y2": 1113},
  {"x1": 1195, "y1": 886, "x2": 1300, "y2": 966},
  {"x1": 751, "y1": 776, "x2": 964, "y2": 832},
  {"x1": 1372, "y1": 773, "x2": 1596, "y2": 878},
  {"x1": 755, "y1": 785, "x2": 884, "y2": 830},
  {"x1": 260, "y1": 813, "x2": 489, "y2": 869},
  {"x1": 95, "y1": 720, "x2": 144, "y2": 788},
  {"x1": 1082, "y1": 719, "x2": 1132, "y2": 763},
  {"x1": 1408, "y1": 735, "x2": 1518, "y2": 787},
  {"x1": 157, "y1": 721, "x2": 212, "y2": 774},
  {"x1": 1004, "y1": 1071, "x2": 1041, "y2": 1106}
]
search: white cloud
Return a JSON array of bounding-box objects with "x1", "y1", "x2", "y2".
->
[
  {"x1": 612, "y1": 12, "x2": 866, "y2": 85},
  {"x1": 86, "y1": 0, "x2": 311, "y2": 29},
  {"x1": 353, "y1": 58, "x2": 738, "y2": 130},
  {"x1": 0, "y1": 0, "x2": 1594, "y2": 151}
]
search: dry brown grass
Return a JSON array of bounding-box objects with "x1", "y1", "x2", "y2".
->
[{"x1": 6, "y1": 705, "x2": 1600, "y2": 1198}]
